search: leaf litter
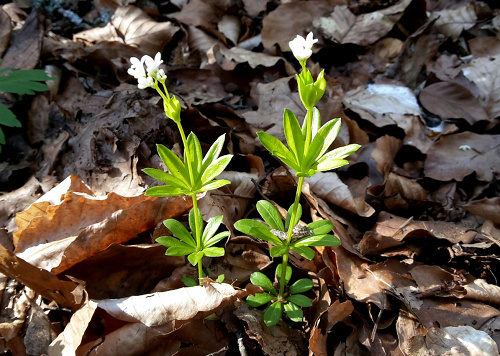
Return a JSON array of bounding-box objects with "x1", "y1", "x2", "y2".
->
[{"x1": 1, "y1": 0, "x2": 500, "y2": 355}]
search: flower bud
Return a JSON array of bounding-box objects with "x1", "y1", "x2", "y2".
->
[
  {"x1": 298, "y1": 70, "x2": 326, "y2": 109},
  {"x1": 164, "y1": 96, "x2": 181, "y2": 123}
]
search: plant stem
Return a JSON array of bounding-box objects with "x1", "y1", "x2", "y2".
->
[
  {"x1": 304, "y1": 108, "x2": 313, "y2": 154},
  {"x1": 278, "y1": 176, "x2": 305, "y2": 298}
]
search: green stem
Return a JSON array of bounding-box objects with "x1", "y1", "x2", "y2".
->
[
  {"x1": 191, "y1": 193, "x2": 204, "y2": 283},
  {"x1": 304, "y1": 108, "x2": 313, "y2": 156},
  {"x1": 278, "y1": 176, "x2": 305, "y2": 298}
]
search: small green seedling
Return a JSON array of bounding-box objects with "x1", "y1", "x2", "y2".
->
[
  {"x1": 0, "y1": 59, "x2": 54, "y2": 152},
  {"x1": 235, "y1": 32, "x2": 361, "y2": 326},
  {"x1": 129, "y1": 53, "x2": 232, "y2": 284}
]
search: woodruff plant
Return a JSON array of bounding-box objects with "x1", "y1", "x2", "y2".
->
[
  {"x1": 129, "y1": 53, "x2": 232, "y2": 285},
  {"x1": 234, "y1": 33, "x2": 360, "y2": 326}
]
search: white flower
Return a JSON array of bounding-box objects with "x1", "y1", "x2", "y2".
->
[
  {"x1": 128, "y1": 56, "x2": 146, "y2": 79},
  {"x1": 145, "y1": 52, "x2": 166, "y2": 80},
  {"x1": 138, "y1": 76, "x2": 154, "y2": 89},
  {"x1": 459, "y1": 145, "x2": 471, "y2": 151},
  {"x1": 289, "y1": 32, "x2": 318, "y2": 61}
]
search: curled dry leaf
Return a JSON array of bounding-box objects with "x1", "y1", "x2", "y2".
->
[
  {"x1": 419, "y1": 82, "x2": 489, "y2": 125},
  {"x1": 430, "y1": 2, "x2": 477, "y2": 41},
  {"x1": 218, "y1": 46, "x2": 283, "y2": 69},
  {"x1": 424, "y1": 132, "x2": 500, "y2": 182},
  {"x1": 458, "y1": 197, "x2": 500, "y2": 225},
  {"x1": 218, "y1": 15, "x2": 240, "y2": 44},
  {"x1": 74, "y1": 6, "x2": 178, "y2": 56},
  {"x1": 98, "y1": 282, "x2": 247, "y2": 331},
  {"x1": 358, "y1": 211, "x2": 476, "y2": 255},
  {"x1": 314, "y1": 0, "x2": 411, "y2": 46},
  {"x1": 462, "y1": 56, "x2": 500, "y2": 120},
  {"x1": 0, "y1": 7, "x2": 11, "y2": 57}
]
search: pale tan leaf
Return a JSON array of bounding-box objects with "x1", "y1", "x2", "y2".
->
[
  {"x1": 419, "y1": 82, "x2": 490, "y2": 124},
  {"x1": 305, "y1": 173, "x2": 375, "y2": 217},
  {"x1": 98, "y1": 282, "x2": 247, "y2": 331},
  {"x1": 459, "y1": 197, "x2": 500, "y2": 225},
  {"x1": 405, "y1": 326, "x2": 498, "y2": 356},
  {"x1": 430, "y1": 2, "x2": 477, "y2": 41},
  {"x1": 218, "y1": 15, "x2": 240, "y2": 44},
  {"x1": 218, "y1": 46, "x2": 283, "y2": 69},
  {"x1": 462, "y1": 56, "x2": 500, "y2": 120},
  {"x1": 314, "y1": 0, "x2": 411, "y2": 46},
  {"x1": 460, "y1": 279, "x2": 500, "y2": 306},
  {"x1": 0, "y1": 8, "x2": 11, "y2": 57},
  {"x1": 48, "y1": 300, "x2": 98, "y2": 356},
  {"x1": 424, "y1": 132, "x2": 500, "y2": 181}
]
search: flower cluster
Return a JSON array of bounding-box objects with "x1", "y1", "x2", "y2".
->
[{"x1": 128, "y1": 52, "x2": 166, "y2": 89}]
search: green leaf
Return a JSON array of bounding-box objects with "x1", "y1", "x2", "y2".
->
[
  {"x1": 234, "y1": 219, "x2": 283, "y2": 245},
  {"x1": 202, "y1": 215, "x2": 223, "y2": 244},
  {"x1": 163, "y1": 219, "x2": 196, "y2": 248},
  {"x1": 292, "y1": 234, "x2": 340, "y2": 247},
  {"x1": 201, "y1": 134, "x2": 225, "y2": 173},
  {"x1": 182, "y1": 276, "x2": 197, "y2": 287},
  {"x1": 283, "y1": 108, "x2": 304, "y2": 163},
  {"x1": 291, "y1": 246, "x2": 315, "y2": 260},
  {"x1": 186, "y1": 132, "x2": 203, "y2": 183},
  {"x1": 285, "y1": 203, "x2": 302, "y2": 230},
  {"x1": 202, "y1": 246, "x2": 225, "y2": 257},
  {"x1": 156, "y1": 144, "x2": 190, "y2": 184},
  {"x1": 264, "y1": 302, "x2": 282, "y2": 327},
  {"x1": 142, "y1": 168, "x2": 189, "y2": 189},
  {"x1": 256, "y1": 200, "x2": 284, "y2": 231},
  {"x1": 0, "y1": 69, "x2": 53, "y2": 95},
  {"x1": 189, "y1": 208, "x2": 204, "y2": 241},
  {"x1": 317, "y1": 144, "x2": 361, "y2": 162},
  {"x1": 276, "y1": 264, "x2": 292, "y2": 285},
  {"x1": 0, "y1": 127, "x2": 4, "y2": 146},
  {"x1": 0, "y1": 103, "x2": 21, "y2": 127},
  {"x1": 303, "y1": 118, "x2": 341, "y2": 169},
  {"x1": 204, "y1": 231, "x2": 230, "y2": 248},
  {"x1": 216, "y1": 274, "x2": 225, "y2": 283},
  {"x1": 144, "y1": 185, "x2": 188, "y2": 197},
  {"x1": 250, "y1": 272, "x2": 277, "y2": 295},
  {"x1": 196, "y1": 179, "x2": 231, "y2": 193},
  {"x1": 284, "y1": 302, "x2": 303, "y2": 322},
  {"x1": 257, "y1": 132, "x2": 300, "y2": 171},
  {"x1": 289, "y1": 279, "x2": 314, "y2": 294},
  {"x1": 310, "y1": 107, "x2": 321, "y2": 139},
  {"x1": 187, "y1": 251, "x2": 204, "y2": 266},
  {"x1": 286, "y1": 294, "x2": 312, "y2": 307},
  {"x1": 270, "y1": 245, "x2": 288, "y2": 258},
  {"x1": 247, "y1": 292, "x2": 274, "y2": 307},
  {"x1": 165, "y1": 245, "x2": 196, "y2": 256},
  {"x1": 315, "y1": 159, "x2": 348, "y2": 172},
  {"x1": 308, "y1": 220, "x2": 334, "y2": 235},
  {"x1": 201, "y1": 155, "x2": 232, "y2": 184}
]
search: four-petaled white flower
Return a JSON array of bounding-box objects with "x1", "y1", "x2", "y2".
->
[
  {"x1": 289, "y1": 32, "x2": 318, "y2": 61},
  {"x1": 128, "y1": 52, "x2": 167, "y2": 89}
]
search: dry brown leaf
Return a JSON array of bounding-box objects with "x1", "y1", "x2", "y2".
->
[
  {"x1": 0, "y1": 9, "x2": 42, "y2": 70},
  {"x1": 48, "y1": 299, "x2": 98, "y2": 355},
  {"x1": 243, "y1": 0, "x2": 267, "y2": 17},
  {"x1": 98, "y1": 282, "x2": 247, "y2": 331},
  {"x1": 0, "y1": 8, "x2": 11, "y2": 57},
  {"x1": 169, "y1": 0, "x2": 221, "y2": 29},
  {"x1": 218, "y1": 46, "x2": 283, "y2": 69},
  {"x1": 309, "y1": 300, "x2": 354, "y2": 356},
  {"x1": 218, "y1": 15, "x2": 240, "y2": 44},
  {"x1": 459, "y1": 197, "x2": 500, "y2": 225},
  {"x1": 405, "y1": 325, "x2": 498, "y2": 356},
  {"x1": 314, "y1": 0, "x2": 411, "y2": 46},
  {"x1": 305, "y1": 173, "x2": 375, "y2": 217},
  {"x1": 261, "y1": 1, "x2": 331, "y2": 52},
  {"x1": 462, "y1": 56, "x2": 500, "y2": 120},
  {"x1": 371, "y1": 172, "x2": 429, "y2": 203},
  {"x1": 430, "y1": 2, "x2": 477, "y2": 41},
  {"x1": 358, "y1": 211, "x2": 476, "y2": 255},
  {"x1": 169, "y1": 68, "x2": 227, "y2": 105},
  {"x1": 424, "y1": 132, "x2": 500, "y2": 182},
  {"x1": 419, "y1": 82, "x2": 490, "y2": 124},
  {"x1": 468, "y1": 37, "x2": 500, "y2": 58},
  {"x1": 74, "y1": 6, "x2": 178, "y2": 56},
  {"x1": 459, "y1": 279, "x2": 500, "y2": 306}
]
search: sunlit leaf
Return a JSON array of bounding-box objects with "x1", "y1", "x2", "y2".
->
[
  {"x1": 216, "y1": 274, "x2": 225, "y2": 283},
  {"x1": 187, "y1": 250, "x2": 204, "y2": 266},
  {"x1": 303, "y1": 118, "x2": 341, "y2": 169},
  {"x1": 264, "y1": 301, "x2": 282, "y2": 326},
  {"x1": 250, "y1": 272, "x2": 277, "y2": 295},
  {"x1": 257, "y1": 200, "x2": 284, "y2": 231},
  {"x1": 202, "y1": 246, "x2": 225, "y2": 257},
  {"x1": 156, "y1": 144, "x2": 190, "y2": 183},
  {"x1": 257, "y1": 131, "x2": 300, "y2": 171},
  {"x1": 284, "y1": 302, "x2": 303, "y2": 322},
  {"x1": 234, "y1": 219, "x2": 283, "y2": 245},
  {"x1": 283, "y1": 108, "x2": 304, "y2": 163},
  {"x1": 201, "y1": 134, "x2": 226, "y2": 173},
  {"x1": 270, "y1": 245, "x2": 288, "y2": 257},
  {"x1": 287, "y1": 294, "x2": 312, "y2": 307},
  {"x1": 292, "y1": 234, "x2": 340, "y2": 247},
  {"x1": 285, "y1": 203, "x2": 302, "y2": 230},
  {"x1": 291, "y1": 246, "x2": 315, "y2": 260},
  {"x1": 202, "y1": 215, "x2": 223, "y2": 244},
  {"x1": 307, "y1": 220, "x2": 334, "y2": 235},
  {"x1": 187, "y1": 132, "x2": 203, "y2": 183},
  {"x1": 189, "y1": 207, "x2": 204, "y2": 241},
  {"x1": 201, "y1": 155, "x2": 233, "y2": 184},
  {"x1": 247, "y1": 292, "x2": 274, "y2": 307},
  {"x1": 196, "y1": 179, "x2": 231, "y2": 193},
  {"x1": 142, "y1": 168, "x2": 189, "y2": 189},
  {"x1": 163, "y1": 219, "x2": 196, "y2": 248},
  {"x1": 276, "y1": 264, "x2": 292, "y2": 285},
  {"x1": 289, "y1": 279, "x2": 313, "y2": 294},
  {"x1": 145, "y1": 185, "x2": 188, "y2": 197},
  {"x1": 204, "y1": 231, "x2": 230, "y2": 248}
]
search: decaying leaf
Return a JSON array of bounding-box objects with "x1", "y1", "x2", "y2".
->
[
  {"x1": 430, "y1": 2, "x2": 477, "y2": 41},
  {"x1": 459, "y1": 197, "x2": 500, "y2": 225}
]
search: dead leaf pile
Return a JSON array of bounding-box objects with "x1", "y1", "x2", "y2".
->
[{"x1": 1, "y1": 0, "x2": 500, "y2": 354}]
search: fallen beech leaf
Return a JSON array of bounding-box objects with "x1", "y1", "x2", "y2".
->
[
  {"x1": 74, "y1": 6, "x2": 178, "y2": 56},
  {"x1": 261, "y1": 1, "x2": 330, "y2": 51},
  {"x1": 0, "y1": 8, "x2": 11, "y2": 57},
  {"x1": 314, "y1": 0, "x2": 411, "y2": 46},
  {"x1": 170, "y1": 0, "x2": 221, "y2": 29},
  {"x1": 218, "y1": 15, "x2": 240, "y2": 44},
  {"x1": 48, "y1": 300, "x2": 98, "y2": 355},
  {"x1": 218, "y1": 46, "x2": 283, "y2": 69},
  {"x1": 460, "y1": 279, "x2": 500, "y2": 306},
  {"x1": 370, "y1": 172, "x2": 429, "y2": 203},
  {"x1": 358, "y1": 211, "x2": 476, "y2": 255},
  {"x1": 459, "y1": 197, "x2": 500, "y2": 225},
  {"x1": 98, "y1": 282, "x2": 247, "y2": 331},
  {"x1": 462, "y1": 56, "x2": 500, "y2": 120},
  {"x1": 405, "y1": 325, "x2": 498, "y2": 356},
  {"x1": 305, "y1": 172, "x2": 375, "y2": 217},
  {"x1": 419, "y1": 82, "x2": 489, "y2": 124},
  {"x1": 430, "y1": 2, "x2": 477, "y2": 41},
  {"x1": 424, "y1": 132, "x2": 500, "y2": 181}
]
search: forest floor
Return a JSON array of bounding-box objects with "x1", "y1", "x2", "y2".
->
[{"x1": 1, "y1": 0, "x2": 500, "y2": 355}]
